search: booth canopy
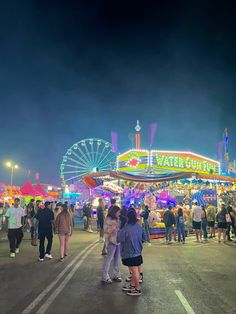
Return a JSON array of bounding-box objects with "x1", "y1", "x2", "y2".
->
[
  {"x1": 20, "y1": 181, "x2": 40, "y2": 196},
  {"x1": 34, "y1": 182, "x2": 48, "y2": 197}
]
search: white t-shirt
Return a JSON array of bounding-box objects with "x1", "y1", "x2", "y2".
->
[
  {"x1": 5, "y1": 206, "x2": 25, "y2": 229},
  {"x1": 192, "y1": 206, "x2": 202, "y2": 222}
]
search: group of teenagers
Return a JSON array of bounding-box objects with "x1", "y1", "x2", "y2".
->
[{"x1": 3, "y1": 198, "x2": 74, "y2": 262}]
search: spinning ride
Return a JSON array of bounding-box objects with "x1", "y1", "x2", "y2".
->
[{"x1": 60, "y1": 138, "x2": 116, "y2": 185}]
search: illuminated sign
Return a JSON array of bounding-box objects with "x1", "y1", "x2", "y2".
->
[
  {"x1": 116, "y1": 149, "x2": 220, "y2": 175},
  {"x1": 117, "y1": 150, "x2": 149, "y2": 172},
  {"x1": 151, "y1": 151, "x2": 220, "y2": 175}
]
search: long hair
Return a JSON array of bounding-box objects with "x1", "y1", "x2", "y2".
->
[
  {"x1": 178, "y1": 207, "x2": 183, "y2": 216},
  {"x1": 107, "y1": 205, "x2": 120, "y2": 220}
]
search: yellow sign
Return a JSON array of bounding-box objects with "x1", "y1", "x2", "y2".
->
[{"x1": 151, "y1": 151, "x2": 220, "y2": 175}]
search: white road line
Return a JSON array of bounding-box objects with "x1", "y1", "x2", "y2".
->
[
  {"x1": 36, "y1": 243, "x2": 98, "y2": 314},
  {"x1": 21, "y1": 241, "x2": 98, "y2": 314},
  {"x1": 175, "y1": 290, "x2": 195, "y2": 314}
]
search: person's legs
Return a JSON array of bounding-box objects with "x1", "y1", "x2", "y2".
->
[
  {"x1": 15, "y1": 227, "x2": 24, "y2": 249},
  {"x1": 130, "y1": 266, "x2": 140, "y2": 290},
  {"x1": 39, "y1": 233, "x2": 46, "y2": 259},
  {"x1": 181, "y1": 224, "x2": 185, "y2": 242},
  {"x1": 8, "y1": 229, "x2": 16, "y2": 253},
  {"x1": 64, "y1": 234, "x2": 70, "y2": 255},
  {"x1": 102, "y1": 243, "x2": 116, "y2": 281},
  {"x1": 113, "y1": 245, "x2": 121, "y2": 278},
  {"x1": 144, "y1": 220, "x2": 150, "y2": 243},
  {"x1": 218, "y1": 228, "x2": 222, "y2": 242},
  {"x1": 168, "y1": 227, "x2": 172, "y2": 242},
  {"x1": 223, "y1": 228, "x2": 227, "y2": 242},
  {"x1": 177, "y1": 224, "x2": 181, "y2": 242},
  {"x1": 46, "y1": 233, "x2": 53, "y2": 255},
  {"x1": 59, "y1": 234, "x2": 65, "y2": 258}
]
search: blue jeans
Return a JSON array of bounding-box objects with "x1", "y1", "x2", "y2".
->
[
  {"x1": 201, "y1": 218, "x2": 208, "y2": 239},
  {"x1": 102, "y1": 243, "x2": 120, "y2": 280},
  {"x1": 143, "y1": 220, "x2": 150, "y2": 243},
  {"x1": 165, "y1": 226, "x2": 172, "y2": 241},
  {"x1": 177, "y1": 223, "x2": 185, "y2": 242}
]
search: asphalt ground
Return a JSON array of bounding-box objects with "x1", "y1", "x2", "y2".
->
[{"x1": 0, "y1": 230, "x2": 236, "y2": 314}]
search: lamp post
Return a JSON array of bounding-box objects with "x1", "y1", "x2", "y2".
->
[{"x1": 5, "y1": 162, "x2": 18, "y2": 185}]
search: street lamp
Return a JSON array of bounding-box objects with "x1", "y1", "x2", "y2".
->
[{"x1": 5, "y1": 162, "x2": 19, "y2": 185}]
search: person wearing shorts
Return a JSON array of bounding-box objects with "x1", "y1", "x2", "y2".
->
[
  {"x1": 192, "y1": 201, "x2": 202, "y2": 242},
  {"x1": 206, "y1": 203, "x2": 216, "y2": 238},
  {"x1": 117, "y1": 209, "x2": 146, "y2": 296}
]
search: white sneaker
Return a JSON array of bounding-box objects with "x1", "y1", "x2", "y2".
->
[
  {"x1": 10, "y1": 253, "x2": 15, "y2": 258},
  {"x1": 45, "y1": 254, "x2": 53, "y2": 259},
  {"x1": 38, "y1": 258, "x2": 44, "y2": 262},
  {"x1": 15, "y1": 248, "x2": 20, "y2": 254}
]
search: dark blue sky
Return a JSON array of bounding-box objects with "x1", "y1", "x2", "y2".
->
[{"x1": 0, "y1": 1, "x2": 236, "y2": 185}]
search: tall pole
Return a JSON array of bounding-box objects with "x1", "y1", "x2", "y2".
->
[{"x1": 10, "y1": 167, "x2": 14, "y2": 185}]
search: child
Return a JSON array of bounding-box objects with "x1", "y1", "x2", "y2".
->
[{"x1": 117, "y1": 209, "x2": 146, "y2": 296}]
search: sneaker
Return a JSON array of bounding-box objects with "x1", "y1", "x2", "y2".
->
[
  {"x1": 15, "y1": 248, "x2": 20, "y2": 254},
  {"x1": 45, "y1": 254, "x2": 53, "y2": 259},
  {"x1": 101, "y1": 278, "x2": 112, "y2": 284},
  {"x1": 101, "y1": 251, "x2": 107, "y2": 256},
  {"x1": 38, "y1": 258, "x2": 44, "y2": 262},
  {"x1": 125, "y1": 274, "x2": 132, "y2": 282},
  {"x1": 64, "y1": 253, "x2": 68, "y2": 257},
  {"x1": 10, "y1": 253, "x2": 16, "y2": 258},
  {"x1": 60, "y1": 257, "x2": 64, "y2": 262},
  {"x1": 127, "y1": 288, "x2": 142, "y2": 296},
  {"x1": 122, "y1": 284, "x2": 135, "y2": 292},
  {"x1": 139, "y1": 274, "x2": 143, "y2": 283},
  {"x1": 113, "y1": 276, "x2": 122, "y2": 282}
]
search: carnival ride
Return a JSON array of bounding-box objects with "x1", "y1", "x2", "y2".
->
[{"x1": 60, "y1": 138, "x2": 116, "y2": 186}]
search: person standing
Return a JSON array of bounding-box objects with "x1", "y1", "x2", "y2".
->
[
  {"x1": 101, "y1": 205, "x2": 121, "y2": 283},
  {"x1": 216, "y1": 203, "x2": 227, "y2": 243},
  {"x1": 140, "y1": 205, "x2": 151, "y2": 245},
  {"x1": 4, "y1": 198, "x2": 25, "y2": 258},
  {"x1": 206, "y1": 202, "x2": 216, "y2": 238},
  {"x1": 192, "y1": 201, "x2": 202, "y2": 242},
  {"x1": 35, "y1": 201, "x2": 54, "y2": 262},
  {"x1": 55, "y1": 204, "x2": 73, "y2": 261},
  {"x1": 176, "y1": 205, "x2": 186, "y2": 244},
  {"x1": 226, "y1": 202, "x2": 236, "y2": 241},
  {"x1": 97, "y1": 198, "x2": 105, "y2": 243},
  {"x1": 163, "y1": 206, "x2": 176, "y2": 244},
  {"x1": 120, "y1": 205, "x2": 128, "y2": 230},
  {"x1": 201, "y1": 205, "x2": 208, "y2": 242},
  {"x1": 118, "y1": 209, "x2": 146, "y2": 296}
]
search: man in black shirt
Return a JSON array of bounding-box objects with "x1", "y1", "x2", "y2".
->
[{"x1": 35, "y1": 201, "x2": 54, "y2": 261}]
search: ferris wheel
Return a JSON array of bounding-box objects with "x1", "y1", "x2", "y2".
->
[{"x1": 60, "y1": 138, "x2": 116, "y2": 184}]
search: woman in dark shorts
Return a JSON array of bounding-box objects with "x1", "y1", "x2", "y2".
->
[
  {"x1": 216, "y1": 204, "x2": 227, "y2": 243},
  {"x1": 117, "y1": 209, "x2": 146, "y2": 296}
]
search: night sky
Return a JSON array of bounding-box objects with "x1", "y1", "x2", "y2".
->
[{"x1": 0, "y1": 1, "x2": 236, "y2": 185}]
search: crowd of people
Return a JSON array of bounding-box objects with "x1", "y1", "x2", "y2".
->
[
  {"x1": 1, "y1": 198, "x2": 74, "y2": 261},
  {"x1": 1, "y1": 196, "x2": 236, "y2": 297}
]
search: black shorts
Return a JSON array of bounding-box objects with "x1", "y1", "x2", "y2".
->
[
  {"x1": 217, "y1": 222, "x2": 227, "y2": 229},
  {"x1": 208, "y1": 221, "x2": 215, "y2": 228},
  {"x1": 192, "y1": 221, "x2": 201, "y2": 230},
  {"x1": 122, "y1": 255, "x2": 143, "y2": 267}
]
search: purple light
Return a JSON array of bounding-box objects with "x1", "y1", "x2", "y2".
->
[
  {"x1": 149, "y1": 122, "x2": 157, "y2": 147},
  {"x1": 111, "y1": 131, "x2": 118, "y2": 153}
]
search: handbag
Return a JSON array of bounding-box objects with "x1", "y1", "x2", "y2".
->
[{"x1": 225, "y1": 213, "x2": 232, "y2": 224}]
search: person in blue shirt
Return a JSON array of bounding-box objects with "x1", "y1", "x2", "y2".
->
[{"x1": 117, "y1": 209, "x2": 146, "y2": 296}]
